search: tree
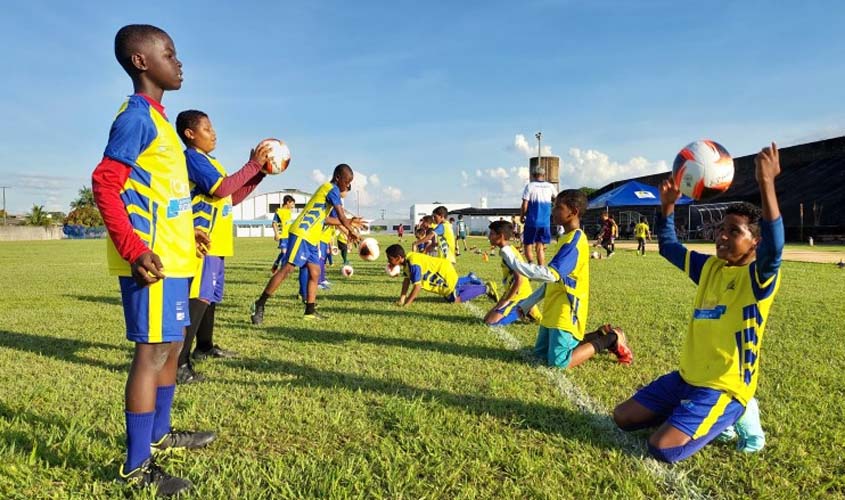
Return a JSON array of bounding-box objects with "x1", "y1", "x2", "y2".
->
[
  {"x1": 64, "y1": 205, "x2": 103, "y2": 227},
  {"x1": 578, "y1": 186, "x2": 597, "y2": 197},
  {"x1": 70, "y1": 186, "x2": 96, "y2": 210},
  {"x1": 25, "y1": 204, "x2": 52, "y2": 226}
]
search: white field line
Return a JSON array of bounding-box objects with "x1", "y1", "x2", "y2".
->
[{"x1": 463, "y1": 302, "x2": 706, "y2": 500}]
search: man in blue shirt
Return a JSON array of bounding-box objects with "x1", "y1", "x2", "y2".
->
[{"x1": 520, "y1": 165, "x2": 557, "y2": 265}]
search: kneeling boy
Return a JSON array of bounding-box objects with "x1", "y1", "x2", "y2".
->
[
  {"x1": 483, "y1": 220, "x2": 541, "y2": 326},
  {"x1": 385, "y1": 244, "x2": 489, "y2": 307}
]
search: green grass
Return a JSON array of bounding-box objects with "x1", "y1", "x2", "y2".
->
[{"x1": 0, "y1": 236, "x2": 842, "y2": 498}]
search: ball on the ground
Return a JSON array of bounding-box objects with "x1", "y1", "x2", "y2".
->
[
  {"x1": 591, "y1": 251, "x2": 601, "y2": 259},
  {"x1": 359, "y1": 237, "x2": 380, "y2": 261},
  {"x1": 386, "y1": 264, "x2": 401, "y2": 277},
  {"x1": 672, "y1": 139, "x2": 734, "y2": 200},
  {"x1": 263, "y1": 139, "x2": 291, "y2": 174},
  {"x1": 341, "y1": 264, "x2": 354, "y2": 277}
]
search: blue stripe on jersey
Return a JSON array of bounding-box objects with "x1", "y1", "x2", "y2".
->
[
  {"x1": 121, "y1": 189, "x2": 150, "y2": 212},
  {"x1": 193, "y1": 216, "x2": 211, "y2": 230},
  {"x1": 129, "y1": 213, "x2": 151, "y2": 235},
  {"x1": 129, "y1": 167, "x2": 152, "y2": 188},
  {"x1": 548, "y1": 230, "x2": 581, "y2": 278},
  {"x1": 185, "y1": 149, "x2": 223, "y2": 195},
  {"x1": 103, "y1": 96, "x2": 158, "y2": 170}
]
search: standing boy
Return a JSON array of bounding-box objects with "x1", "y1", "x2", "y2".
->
[
  {"x1": 483, "y1": 220, "x2": 542, "y2": 326},
  {"x1": 634, "y1": 216, "x2": 651, "y2": 256},
  {"x1": 597, "y1": 212, "x2": 616, "y2": 258},
  {"x1": 250, "y1": 164, "x2": 360, "y2": 324},
  {"x1": 271, "y1": 195, "x2": 296, "y2": 273},
  {"x1": 520, "y1": 165, "x2": 557, "y2": 264},
  {"x1": 510, "y1": 190, "x2": 633, "y2": 368},
  {"x1": 386, "y1": 244, "x2": 490, "y2": 307},
  {"x1": 174, "y1": 109, "x2": 274, "y2": 384},
  {"x1": 456, "y1": 214, "x2": 469, "y2": 254},
  {"x1": 612, "y1": 143, "x2": 783, "y2": 463},
  {"x1": 92, "y1": 25, "x2": 214, "y2": 496},
  {"x1": 415, "y1": 206, "x2": 457, "y2": 263}
]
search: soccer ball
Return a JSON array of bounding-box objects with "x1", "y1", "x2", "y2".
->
[
  {"x1": 672, "y1": 140, "x2": 734, "y2": 201},
  {"x1": 590, "y1": 251, "x2": 600, "y2": 259},
  {"x1": 341, "y1": 265, "x2": 354, "y2": 277},
  {"x1": 359, "y1": 238, "x2": 380, "y2": 261},
  {"x1": 263, "y1": 139, "x2": 291, "y2": 175},
  {"x1": 386, "y1": 264, "x2": 401, "y2": 277}
]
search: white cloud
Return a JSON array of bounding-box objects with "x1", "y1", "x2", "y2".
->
[
  {"x1": 560, "y1": 148, "x2": 668, "y2": 189},
  {"x1": 310, "y1": 169, "x2": 402, "y2": 211},
  {"x1": 369, "y1": 174, "x2": 381, "y2": 187},
  {"x1": 383, "y1": 186, "x2": 402, "y2": 201},
  {"x1": 459, "y1": 165, "x2": 528, "y2": 207},
  {"x1": 514, "y1": 134, "x2": 552, "y2": 158},
  {"x1": 311, "y1": 169, "x2": 327, "y2": 183}
]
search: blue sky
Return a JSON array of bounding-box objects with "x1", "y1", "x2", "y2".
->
[{"x1": 1, "y1": 1, "x2": 843, "y2": 218}]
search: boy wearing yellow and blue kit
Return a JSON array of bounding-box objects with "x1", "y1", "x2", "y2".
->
[
  {"x1": 414, "y1": 207, "x2": 456, "y2": 262},
  {"x1": 174, "y1": 110, "x2": 274, "y2": 384},
  {"x1": 483, "y1": 220, "x2": 542, "y2": 326},
  {"x1": 91, "y1": 25, "x2": 214, "y2": 496},
  {"x1": 512, "y1": 190, "x2": 633, "y2": 368},
  {"x1": 251, "y1": 164, "x2": 360, "y2": 324},
  {"x1": 613, "y1": 143, "x2": 784, "y2": 463},
  {"x1": 385, "y1": 245, "x2": 490, "y2": 307},
  {"x1": 271, "y1": 195, "x2": 296, "y2": 273}
]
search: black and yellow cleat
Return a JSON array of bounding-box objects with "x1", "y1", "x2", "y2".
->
[
  {"x1": 119, "y1": 457, "x2": 192, "y2": 497},
  {"x1": 151, "y1": 430, "x2": 217, "y2": 453}
]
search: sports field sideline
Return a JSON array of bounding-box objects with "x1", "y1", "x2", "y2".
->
[{"x1": 0, "y1": 236, "x2": 843, "y2": 498}]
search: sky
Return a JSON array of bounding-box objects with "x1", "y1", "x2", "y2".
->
[{"x1": 1, "y1": 1, "x2": 844, "y2": 218}]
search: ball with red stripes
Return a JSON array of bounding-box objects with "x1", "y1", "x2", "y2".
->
[{"x1": 672, "y1": 140, "x2": 734, "y2": 201}]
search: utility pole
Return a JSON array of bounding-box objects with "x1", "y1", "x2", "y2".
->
[
  {"x1": 0, "y1": 186, "x2": 8, "y2": 225},
  {"x1": 535, "y1": 132, "x2": 542, "y2": 177}
]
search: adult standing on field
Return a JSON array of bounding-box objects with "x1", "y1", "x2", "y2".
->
[{"x1": 520, "y1": 165, "x2": 557, "y2": 265}]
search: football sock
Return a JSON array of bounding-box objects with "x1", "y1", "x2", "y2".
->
[
  {"x1": 582, "y1": 330, "x2": 617, "y2": 353},
  {"x1": 492, "y1": 308, "x2": 520, "y2": 326},
  {"x1": 305, "y1": 302, "x2": 316, "y2": 315},
  {"x1": 195, "y1": 303, "x2": 216, "y2": 353},
  {"x1": 298, "y1": 267, "x2": 309, "y2": 299},
  {"x1": 456, "y1": 284, "x2": 487, "y2": 302},
  {"x1": 179, "y1": 299, "x2": 209, "y2": 365},
  {"x1": 125, "y1": 410, "x2": 155, "y2": 471},
  {"x1": 152, "y1": 385, "x2": 176, "y2": 443},
  {"x1": 256, "y1": 292, "x2": 271, "y2": 307}
]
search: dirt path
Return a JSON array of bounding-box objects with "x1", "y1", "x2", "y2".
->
[{"x1": 610, "y1": 241, "x2": 844, "y2": 264}]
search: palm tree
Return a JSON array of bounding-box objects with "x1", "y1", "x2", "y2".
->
[
  {"x1": 25, "y1": 204, "x2": 51, "y2": 226},
  {"x1": 70, "y1": 186, "x2": 96, "y2": 210}
]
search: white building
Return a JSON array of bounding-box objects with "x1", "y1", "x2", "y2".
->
[
  {"x1": 450, "y1": 207, "x2": 521, "y2": 235},
  {"x1": 409, "y1": 203, "x2": 471, "y2": 224},
  {"x1": 233, "y1": 189, "x2": 311, "y2": 238}
]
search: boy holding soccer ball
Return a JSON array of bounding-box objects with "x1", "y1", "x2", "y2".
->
[
  {"x1": 612, "y1": 143, "x2": 784, "y2": 463},
  {"x1": 174, "y1": 109, "x2": 276, "y2": 384}
]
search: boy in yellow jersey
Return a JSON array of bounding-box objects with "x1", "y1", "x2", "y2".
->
[
  {"x1": 634, "y1": 216, "x2": 651, "y2": 256},
  {"x1": 91, "y1": 25, "x2": 213, "y2": 496},
  {"x1": 174, "y1": 109, "x2": 274, "y2": 384},
  {"x1": 612, "y1": 143, "x2": 784, "y2": 463},
  {"x1": 511, "y1": 190, "x2": 633, "y2": 368},
  {"x1": 415, "y1": 209, "x2": 456, "y2": 261},
  {"x1": 251, "y1": 164, "x2": 360, "y2": 324},
  {"x1": 385, "y1": 244, "x2": 490, "y2": 307},
  {"x1": 483, "y1": 220, "x2": 542, "y2": 326},
  {"x1": 271, "y1": 195, "x2": 296, "y2": 273}
]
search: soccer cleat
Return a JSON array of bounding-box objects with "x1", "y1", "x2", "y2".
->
[
  {"x1": 192, "y1": 345, "x2": 238, "y2": 360},
  {"x1": 527, "y1": 305, "x2": 543, "y2": 323},
  {"x1": 250, "y1": 301, "x2": 264, "y2": 325},
  {"x1": 485, "y1": 281, "x2": 500, "y2": 302},
  {"x1": 119, "y1": 457, "x2": 192, "y2": 497},
  {"x1": 151, "y1": 430, "x2": 217, "y2": 453},
  {"x1": 176, "y1": 363, "x2": 205, "y2": 385},
  {"x1": 318, "y1": 280, "x2": 331, "y2": 290},
  {"x1": 304, "y1": 311, "x2": 328, "y2": 321},
  {"x1": 603, "y1": 325, "x2": 633, "y2": 365}
]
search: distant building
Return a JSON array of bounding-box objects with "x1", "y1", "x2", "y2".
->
[
  {"x1": 529, "y1": 155, "x2": 561, "y2": 193},
  {"x1": 449, "y1": 207, "x2": 521, "y2": 235},
  {"x1": 410, "y1": 203, "x2": 471, "y2": 224}
]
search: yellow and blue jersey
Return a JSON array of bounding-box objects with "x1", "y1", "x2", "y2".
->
[
  {"x1": 658, "y1": 213, "x2": 784, "y2": 405},
  {"x1": 186, "y1": 149, "x2": 233, "y2": 257},
  {"x1": 403, "y1": 252, "x2": 458, "y2": 297},
  {"x1": 500, "y1": 246, "x2": 534, "y2": 303},
  {"x1": 540, "y1": 229, "x2": 589, "y2": 339},
  {"x1": 290, "y1": 182, "x2": 342, "y2": 244},
  {"x1": 103, "y1": 95, "x2": 195, "y2": 277},
  {"x1": 433, "y1": 221, "x2": 457, "y2": 263},
  {"x1": 273, "y1": 207, "x2": 293, "y2": 240}
]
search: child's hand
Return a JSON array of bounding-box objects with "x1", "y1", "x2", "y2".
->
[
  {"x1": 250, "y1": 140, "x2": 274, "y2": 167},
  {"x1": 195, "y1": 229, "x2": 211, "y2": 257},
  {"x1": 131, "y1": 251, "x2": 165, "y2": 287},
  {"x1": 754, "y1": 142, "x2": 780, "y2": 185},
  {"x1": 659, "y1": 177, "x2": 681, "y2": 206}
]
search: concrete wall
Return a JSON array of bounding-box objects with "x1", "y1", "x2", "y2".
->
[{"x1": 0, "y1": 225, "x2": 64, "y2": 241}]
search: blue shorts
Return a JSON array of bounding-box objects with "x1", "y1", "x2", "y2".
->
[
  {"x1": 523, "y1": 225, "x2": 551, "y2": 245},
  {"x1": 634, "y1": 371, "x2": 745, "y2": 439},
  {"x1": 278, "y1": 237, "x2": 289, "y2": 251},
  {"x1": 119, "y1": 277, "x2": 190, "y2": 344},
  {"x1": 190, "y1": 255, "x2": 225, "y2": 303},
  {"x1": 286, "y1": 234, "x2": 321, "y2": 267},
  {"x1": 534, "y1": 326, "x2": 580, "y2": 368}
]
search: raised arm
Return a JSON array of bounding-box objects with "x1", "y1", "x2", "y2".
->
[
  {"x1": 657, "y1": 178, "x2": 709, "y2": 284},
  {"x1": 753, "y1": 142, "x2": 784, "y2": 283}
]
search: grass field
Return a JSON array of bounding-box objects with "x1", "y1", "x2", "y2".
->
[{"x1": 0, "y1": 236, "x2": 843, "y2": 499}]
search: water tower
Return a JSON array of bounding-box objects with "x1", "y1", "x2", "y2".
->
[{"x1": 529, "y1": 155, "x2": 560, "y2": 193}]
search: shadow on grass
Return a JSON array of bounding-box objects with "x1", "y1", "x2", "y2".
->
[
  {"x1": 254, "y1": 324, "x2": 521, "y2": 364},
  {"x1": 0, "y1": 330, "x2": 127, "y2": 372},
  {"x1": 66, "y1": 294, "x2": 121, "y2": 306},
  {"x1": 227, "y1": 357, "x2": 630, "y2": 455},
  {"x1": 0, "y1": 402, "x2": 117, "y2": 481}
]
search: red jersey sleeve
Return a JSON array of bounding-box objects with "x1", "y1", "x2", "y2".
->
[{"x1": 92, "y1": 157, "x2": 150, "y2": 263}]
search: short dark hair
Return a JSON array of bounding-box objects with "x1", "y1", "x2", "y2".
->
[
  {"x1": 556, "y1": 189, "x2": 587, "y2": 216},
  {"x1": 725, "y1": 202, "x2": 762, "y2": 237},
  {"x1": 458, "y1": 214, "x2": 463, "y2": 220},
  {"x1": 420, "y1": 215, "x2": 434, "y2": 226},
  {"x1": 386, "y1": 244, "x2": 406, "y2": 259},
  {"x1": 333, "y1": 164, "x2": 353, "y2": 180},
  {"x1": 640, "y1": 216, "x2": 647, "y2": 223},
  {"x1": 283, "y1": 195, "x2": 295, "y2": 205},
  {"x1": 489, "y1": 220, "x2": 514, "y2": 239},
  {"x1": 175, "y1": 110, "x2": 208, "y2": 144},
  {"x1": 433, "y1": 206, "x2": 448, "y2": 218},
  {"x1": 114, "y1": 24, "x2": 168, "y2": 75}
]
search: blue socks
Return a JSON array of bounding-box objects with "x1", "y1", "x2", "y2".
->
[
  {"x1": 457, "y1": 284, "x2": 487, "y2": 303},
  {"x1": 152, "y1": 385, "x2": 175, "y2": 443},
  {"x1": 491, "y1": 307, "x2": 520, "y2": 326},
  {"x1": 125, "y1": 410, "x2": 154, "y2": 472}
]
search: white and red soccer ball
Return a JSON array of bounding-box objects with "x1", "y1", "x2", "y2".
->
[
  {"x1": 385, "y1": 264, "x2": 401, "y2": 277},
  {"x1": 358, "y1": 238, "x2": 380, "y2": 261},
  {"x1": 341, "y1": 265, "x2": 354, "y2": 277},
  {"x1": 262, "y1": 139, "x2": 291, "y2": 175},
  {"x1": 672, "y1": 140, "x2": 734, "y2": 201}
]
